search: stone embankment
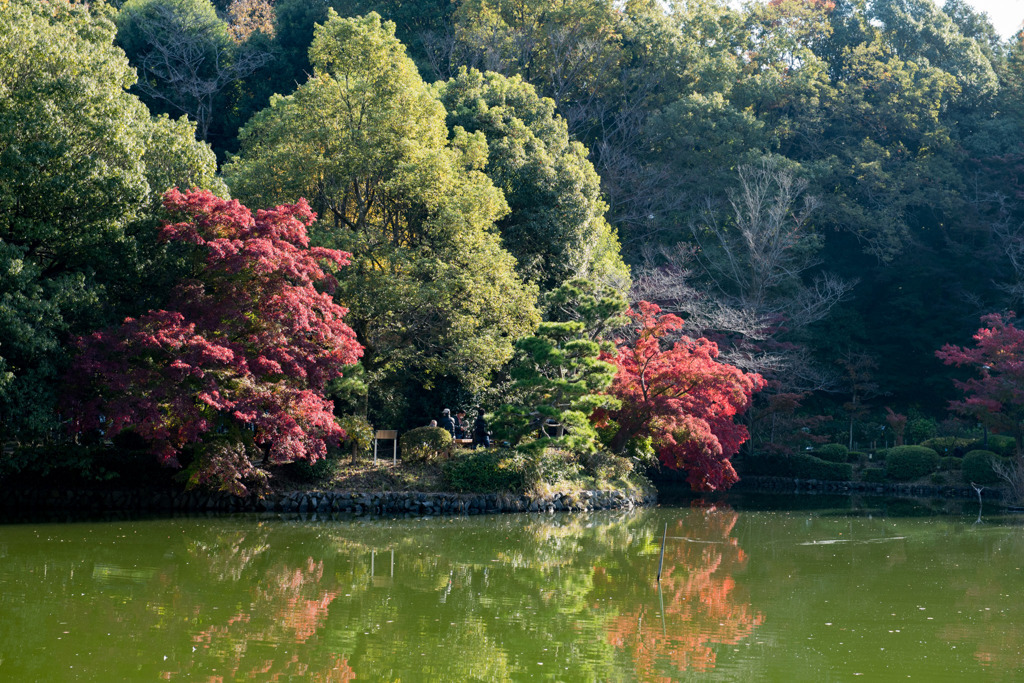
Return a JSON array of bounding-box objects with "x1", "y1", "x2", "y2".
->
[
  {"x1": 735, "y1": 475, "x2": 1006, "y2": 500},
  {"x1": 0, "y1": 487, "x2": 656, "y2": 516}
]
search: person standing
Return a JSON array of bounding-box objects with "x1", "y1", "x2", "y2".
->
[
  {"x1": 473, "y1": 408, "x2": 490, "y2": 448},
  {"x1": 454, "y1": 409, "x2": 467, "y2": 438},
  {"x1": 440, "y1": 408, "x2": 456, "y2": 437}
]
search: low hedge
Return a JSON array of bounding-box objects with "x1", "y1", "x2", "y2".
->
[
  {"x1": 885, "y1": 446, "x2": 940, "y2": 481},
  {"x1": 741, "y1": 453, "x2": 852, "y2": 481},
  {"x1": 285, "y1": 453, "x2": 340, "y2": 484},
  {"x1": 442, "y1": 449, "x2": 525, "y2": 492},
  {"x1": 862, "y1": 468, "x2": 886, "y2": 483},
  {"x1": 939, "y1": 456, "x2": 961, "y2": 471},
  {"x1": 961, "y1": 450, "x2": 1003, "y2": 485},
  {"x1": 848, "y1": 451, "x2": 866, "y2": 463},
  {"x1": 814, "y1": 443, "x2": 849, "y2": 463},
  {"x1": 919, "y1": 437, "x2": 973, "y2": 455},
  {"x1": 400, "y1": 427, "x2": 453, "y2": 462},
  {"x1": 969, "y1": 435, "x2": 1016, "y2": 458}
]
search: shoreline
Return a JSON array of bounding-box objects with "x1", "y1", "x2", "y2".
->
[
  {"x1": 0, "y1": 486, "x2": 657, "y2": 517},
  {"x1": 730, "y1": 474, "x2": 1009, "y2": 501}
]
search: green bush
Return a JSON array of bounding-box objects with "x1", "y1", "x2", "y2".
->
[
  {"x1": 920, "y1": 437, "x2": 973, "y2": 455},
  {"x1": 930, "y1": 472, "x2": 947, "y2": 485},
  {"x1": 286, "y1": 452, "x2": 339, "y2": 484},
  {"x1": 815, "y1": 443, "x2": 849, "y2": 463},
  {"x1": 970, "y1": 435, "x2": 1017, "y2": 458},
  {"x1": 939, "y1": 456, "x2": 962, "y2": 471},
  {"x1": 961, "y1": 450, "x2": 1002, "y2": 485},
  {"x1": 862, "y1": 468, "x2": 886, "y2": 483},
  {"x1": 338, "y1": 414, "x2": 374, "y2": 461},
  {"x1": 885, "y1": 446, "x2": 940, "y2": 481},
  {"x1": 400, "y1": 427, "x2": 453, "y2": 462},
  {"x1": 872, "y1": 449, "x2": 888, "y2": 462},
  {"x1": 623, "y1": 435, "x2": 658, "y2": 469},
  {"x1": 906, "y1": 418, "x2": 937, "y2": 444},
  {"x1": 583, "y1": 450, "x2": 633, "y2": 481},
  {"x1": 848, "y1": 451, "x2": 865, "y2": 463},
  {"x1": 442, "y1": 449, "x2": 525, "y2": 492},
  {"x1": 740, "y1": 453, "x2": 852, "y2": 481},
  {"x1": 517, "y1": 446, "x2": 583, "y2": 487},
  {"x1": 792, "y1": 454, "x2": 853, "y2": 480}
]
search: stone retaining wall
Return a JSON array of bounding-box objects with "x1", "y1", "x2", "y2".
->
[
  {"x1": 0, "y1": 487, "x2": 657, "y2": 516},
  {"x1": 734, "y1": 475, "x2": 1005, "y2": 500}
]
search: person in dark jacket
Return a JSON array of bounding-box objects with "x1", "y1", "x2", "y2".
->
[
  {"x1": 440, "y1": 408, "x2": 457, "y2": 437},
  {"x1": 473, "y1": 408, "x2": 490, "y2": 448},
  {"x1": 454, "y1": 409, "x2": 467, "y2": 438}
]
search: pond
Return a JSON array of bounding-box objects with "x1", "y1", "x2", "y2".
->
[{"x1": 1, "y1": 496, "x2": 1022, "y2": 681}]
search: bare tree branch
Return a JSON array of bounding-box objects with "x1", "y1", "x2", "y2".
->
[{"x1": 129, "y1": 3, "x2": 272, "y2": 140}]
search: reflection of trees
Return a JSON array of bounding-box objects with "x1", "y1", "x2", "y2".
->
[
  {"x1": 601, "y1": 507, "x2": 763, "y2": 679},
  {"x1": 0, "y1": 511, "x2": 761, "y2": 681},
  {"x1": 167, "y1": 556, "x2": 344, "y2": 680},
  {"x1": 937, "y1": 529, "x2": 1024, "y2": 672}
]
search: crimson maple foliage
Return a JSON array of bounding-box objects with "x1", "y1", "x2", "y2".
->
[
  {"x1": 598, "y1": 302, "x2": 764, "y2": 491},
  {"x1": 936, "y1": 313, "x2": 1024, "y2": 456},
  {"x1": 67, "y1": 189, "x2": 362, "y2": 495}
]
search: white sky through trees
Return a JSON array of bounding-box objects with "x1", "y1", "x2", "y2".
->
[{"x1": 963, "y1": 0, "x2": 1023, "y2": 38}]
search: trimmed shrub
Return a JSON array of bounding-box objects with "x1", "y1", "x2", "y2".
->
[
  {"x1": 740, "y1": 453, "x2": 852, "y2": 481},
  {"x1": 862, "y1": 468, "x2": 886, "y2": 483},
  {"x1": 848, "y1": 451, "x2": 866, "y2": 463},
  {"x1": 442, "y1": 449, "x2": 525, "y2": 492},
  {"x1": 885, "y1": 446, "x2": 940, "y2": 481},
  {"x1": 920, "y1": 437, "x2": 973, "y2": 455},
  {"x1": 970, "y1": 435, "x2": 1017, "y2": 458},
  {"x1": 400, "y1": 427, "x2": 453, "y2": 462},
  {"x1": 962, "y1": 450, "x2": 1002, "y2": 485},
  {"x1": 285, "y1": 451, "x2": 339, "y2": 484},
  {"x1": 815, "y1": 443, "x2": 849, "y2": 463},
  {"x1": 939, "y1": 456, "x2": 962, "y2": 471},
  {"x1": 872, "y1": 449, "x2": 888, "y2": 462},
  {"x1": 930, "y1": 472, "x2": 947, "y2": 485}
]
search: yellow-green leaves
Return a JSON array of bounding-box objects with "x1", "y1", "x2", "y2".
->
[{"x1": 225, "y1": 12, "x2": 540, "y2": 399}]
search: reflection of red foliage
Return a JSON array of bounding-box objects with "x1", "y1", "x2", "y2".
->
[
  {"x1": 164, "y1": 557, "x2": 344, "y2": 680},
  {"x1": 310, "y1": 655, "x2": 357, "y2": 683},
  {"x1": 606, "y1": 508, "x2": 763, "y2": 679}
]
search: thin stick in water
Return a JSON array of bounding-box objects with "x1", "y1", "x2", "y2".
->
[{"x1": 657, "y1": 522, "x2": 667, "y2": 582}]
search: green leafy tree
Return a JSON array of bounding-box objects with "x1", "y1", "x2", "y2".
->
[
  {"x1": 436, "y1": 68, "x2": 628, "y2": 291},
  {"x1": 224, "y1": 12, "x2": 540, "y2": 413},
  {"x1": 872, "y1": 0, "x2": 998, "y2": 106},
  {"x1": 0, "y1": 0, "x2": 223, "y2": 438}
]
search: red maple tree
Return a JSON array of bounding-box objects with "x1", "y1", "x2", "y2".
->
[
  {"x1": 598, "y1": 302, "x2": 764, "y2": 491},
  {"x1": 936, "y1": 312, "x2": 1024, "y2": 457},
  {"x1": 68, "y1": 189, "x2": 362, "y2": 494}
]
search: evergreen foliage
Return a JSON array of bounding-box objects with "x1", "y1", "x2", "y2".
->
[
  {"x1": 224, "y1": 12, "x2": 540, "y2": 408},
  {"x1": 885, "y1": 446, "x2": 941, "y2": 481}
]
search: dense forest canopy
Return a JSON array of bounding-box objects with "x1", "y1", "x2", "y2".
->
[{"x1": 4, "y1": 0, "x2": 1024, "y2": 474}]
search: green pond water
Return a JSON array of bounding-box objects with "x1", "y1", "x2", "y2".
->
[{"x1": 1, "y1": 496, "x2": 1022, "y2": 682}]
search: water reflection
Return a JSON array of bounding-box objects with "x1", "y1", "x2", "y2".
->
[
  {"x1": 603, "y1": 507, "x2": 763, "y2": 679},
  {"x1": 2, "y1": 505, "x2": 1024, "y2": 680}
]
